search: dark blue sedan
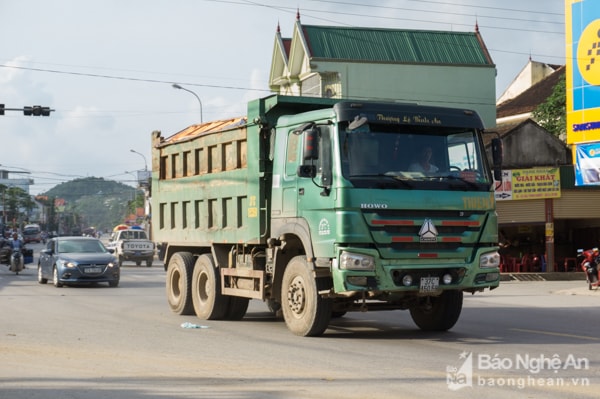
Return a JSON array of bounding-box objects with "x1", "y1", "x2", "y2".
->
[{"x1": 37, "y1": 236, "x2": 120, "y2": 287}]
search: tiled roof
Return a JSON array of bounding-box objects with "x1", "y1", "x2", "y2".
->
[
  {"x1": 496, "y1": 65, "x2": 565, "y2": 119},
  {"x1": 301, "y1": 25, "x2": 493, "y2": 65}
]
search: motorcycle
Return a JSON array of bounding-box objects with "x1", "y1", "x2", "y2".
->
[
  {"x1": 578, "y1": 248, "x2": 600, "y2": 290},
  {"x1": 9, "y1": 249, "x2": 24, "y2": 275}
]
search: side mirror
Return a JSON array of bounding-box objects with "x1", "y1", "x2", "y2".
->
[
  {"x1": 491, "y1": 138, "x2": 503, "y2": 181},
  {"x1": 297, "y1": 164, "x2": 317, "y2": 178}
]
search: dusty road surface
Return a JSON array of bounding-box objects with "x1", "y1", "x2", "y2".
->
[{"x1": 1, "y1": 254, "x2": 598, "y2": 399}]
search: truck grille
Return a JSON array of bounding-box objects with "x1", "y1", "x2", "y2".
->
[{"x1": 363, "y1": 209, "x2": 487, "y2": 260}]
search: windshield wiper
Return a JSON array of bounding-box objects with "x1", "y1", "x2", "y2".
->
[
  {"x1": 442, "y1": 174, "x2": 481, "y2": 190},
  {"x1": 348, "y1": 173, "x2": 414, "y2": 189}
]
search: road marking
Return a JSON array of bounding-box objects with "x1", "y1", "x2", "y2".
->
[{"x1": 511, "y1": 328, "x2": 600, "y2": 341}]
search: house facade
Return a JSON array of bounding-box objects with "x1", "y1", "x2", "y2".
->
[{"x1": 269, "y1": 14, "x2": 497, "y2": 127}]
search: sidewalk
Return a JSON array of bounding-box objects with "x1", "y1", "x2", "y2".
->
[
  {"x1": 500, "y1": 272, "x2": 584, "y2": 282},
  {"x1": 500, "y1": 272, "x2": 600, "y2": 296}
]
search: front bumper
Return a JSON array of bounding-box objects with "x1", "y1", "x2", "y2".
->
[
  {"x1": 120, "y1": 250, "x2": 155, "y2": 260},
  {"x1": 57, "y1": 266, "x2": 120, "y2": 284},
  {"x1": 331, "y1": 247, "x2": 500, "y2": 294}
]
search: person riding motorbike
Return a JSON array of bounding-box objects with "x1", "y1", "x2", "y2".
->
[
  {"x1": 10, "y1": 233, "x2": 23, "y2": 250},
  {"x1": 580, "y1": 247, "x2": 599, "y2": 284},
  {"x1": 9, "y1": 233, "x2": 25, "y2": 269}
]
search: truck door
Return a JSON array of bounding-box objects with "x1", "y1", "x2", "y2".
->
[{"x1": 272, "y1": 130, "x2": 301, "y2": 218}]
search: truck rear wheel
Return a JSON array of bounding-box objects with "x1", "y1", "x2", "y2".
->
[
  {"x1": 409, "y1": 290, "x2": 463, "y2": 331},
  {"x1": 191, "y1": 254, "x2": 229, "y2": 320},
  {"x1": 166, "y1": 252, "x2": 195, "y2": 315},
  {"x1": 281, "y1": 256, "x2": 332, "y2": 337}
]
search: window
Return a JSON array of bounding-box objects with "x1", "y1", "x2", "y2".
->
[{"x1": 285, "y1": 132, "x2": 300, "y2": 176}]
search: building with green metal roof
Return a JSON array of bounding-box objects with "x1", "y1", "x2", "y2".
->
[{"x1": 269, "y1": 13, "x2": 496, "y2": 127}]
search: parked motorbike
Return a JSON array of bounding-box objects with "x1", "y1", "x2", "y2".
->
[
  {"x1": 578, "y1": 248, "x2": 600, "y2": 290},
  {"x1": 9, "y1": 249, "x2": 24, "y2": 275}
]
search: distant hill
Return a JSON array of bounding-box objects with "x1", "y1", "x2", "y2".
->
[{"x1": 42, "y1": 177, "x2": 143, "y2": 233}]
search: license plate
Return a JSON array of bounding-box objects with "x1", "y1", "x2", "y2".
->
[
  {"x1": 135, "y1": 251, "x2": 141, "y2": 256},
  {"x1": 85, "y1": 267, "x2": 102, "y2": 274},
  {"x1": 419, "y1": 276, "x2": 439, "y2": 293}
]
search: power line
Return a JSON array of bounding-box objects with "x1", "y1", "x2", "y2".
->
[
  {"x1": 309, "y1": 0, "x2": 564, "y2": 18},
  {"x1": 234, "y1": 0, "x2": 563, "y2": 33},
  {"x1": 304, "y1": 1, "x2": 563, "y2": 28},
  {"x1": 0, "y1": 64, "x2": 272, "y2": 93},
  {"x1": 0, "y1": 0, "x2": 565, "y2": 95}
]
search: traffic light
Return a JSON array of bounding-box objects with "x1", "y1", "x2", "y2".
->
[
  {"x1": 23, "y1": 105, "x2": 52, "y2": 116},
  {"x1": 0, "y1": 104, "x2": 52, "y2": 116}
]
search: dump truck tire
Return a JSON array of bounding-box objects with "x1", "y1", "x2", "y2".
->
[
  {"x1": 409, "y1": 290, "x2": 463, "y2": 331},
  {"x1": 281, "y1": 256, "x2": 332, "y2": 337},
  {"x1": 191, "y1": 254, "x2": 230, "y2": 320},
  {"x1": 166, "y1": 252, "x2": 195, "y2": 315}
]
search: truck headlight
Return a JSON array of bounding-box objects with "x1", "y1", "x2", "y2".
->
[
  {"x1": 340, "y1": 251, "x2": 375, "y2": 271},
  {"x1": 480, "y1": 251, "x2": 500, "y2": 269}
]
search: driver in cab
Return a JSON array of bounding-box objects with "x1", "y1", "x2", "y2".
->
[{"x1": 409, "y1": 146, "x2": 438, "y2": 173}]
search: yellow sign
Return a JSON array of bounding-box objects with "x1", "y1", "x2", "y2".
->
[
  {"x1": 495, "y1": 168, "x2": 561, "y2": 201},
  {"x1": 545, "y1": 222, "x2": 554, "y2": 237},
  {"x1": 565, "y1": 0, "x2": 600, "y2": 144}
]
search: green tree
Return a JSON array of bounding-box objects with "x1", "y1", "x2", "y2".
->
[
  {"x1": 532, "y1": 74, "x2": 566, "y2": 140},
  {"x1": 0, "y1": 185, "x2": 35, "y2": 227}
]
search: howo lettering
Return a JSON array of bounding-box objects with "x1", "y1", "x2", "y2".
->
[{"x1": 152, "y1": 95, "x2": 503, "y2": 337}]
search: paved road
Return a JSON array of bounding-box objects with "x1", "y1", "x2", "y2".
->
[{"x1": 0, "y1": 245, "x2": 599, "y2": 398}]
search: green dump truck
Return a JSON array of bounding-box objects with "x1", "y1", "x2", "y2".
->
[{"x1": 151, "y1": 95, "x2": 502, "y2": 336}]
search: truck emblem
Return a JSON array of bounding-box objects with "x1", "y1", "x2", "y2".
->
[
  {"x1": 318, "y1": 218, "x2": 331, "y2": 236},
  {"x1": 418, "y1": 218, "x2": 438, "y2": 242}
]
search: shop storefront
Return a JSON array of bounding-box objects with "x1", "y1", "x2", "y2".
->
[{"x1": 495, "y1": 166, "x2": 600, "y2": 272}]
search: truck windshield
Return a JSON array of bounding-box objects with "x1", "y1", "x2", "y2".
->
[{"x1": 339, "y1": 123, "x2": 491, "y2": 190}]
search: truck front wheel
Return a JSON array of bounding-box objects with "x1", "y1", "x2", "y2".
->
[
  {"x1": 409, "y1": 290, "x2": 463, "y2": 331},
  {"x1": 191, "y1": 254, "x2": 229, "y2": 320},
  {"x1": 281, "y1": 256, "x2": 332, "y2": 337},
  {"x1": 166, "y1": 252, "x2": 195, "y2": 315}
]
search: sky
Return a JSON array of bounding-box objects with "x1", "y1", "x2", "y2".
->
[{"x1": 0, "y1": 0, "x2": 565, "y2": 195}]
